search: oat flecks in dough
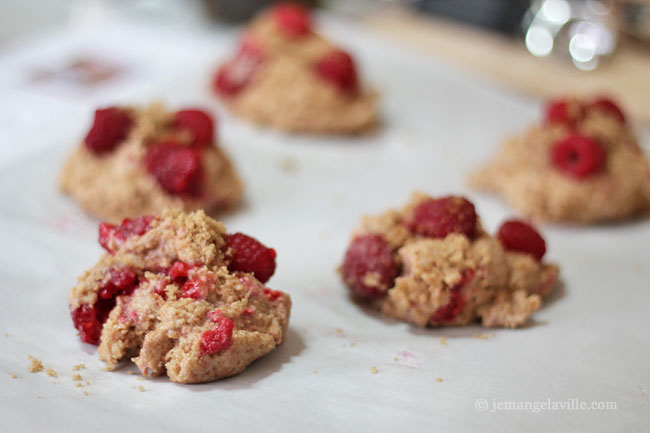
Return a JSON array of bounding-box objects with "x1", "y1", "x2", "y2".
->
[
  {"x1": 59, "y1": 104, "x2": 243, "y2": 224},
  {"x1": 68, "y1": 209, "x2": 291, "y2": 384},
  {"x1": 27, "y1": 356, "x2": 44, "y2": 373},
  {"x1": 471, "y1": 97, "x2": 650, "y2": 223},
  {"x1": 215, "y1": 7, "x2": 378, "y2": 134},
  {"x1": 341, "y1": 193, "x2": 560, "y2": 329}
]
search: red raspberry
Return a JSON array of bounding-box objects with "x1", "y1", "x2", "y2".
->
[
  {"x1": 497, "y1": 220, "x2": 546, "y2": 261},
  {"x1": 263, "y1": 288, "x2": 283, "y2": 301},
  {"x1": 98, "y1": 267, "x2": 139, "y2": 299},
  {"x1": 410, "y1": 196, "x2": 477, "y2": 239},
  {"x1": 315, "y1": 50, "x2": 359, "y2": 94},
  {"x1": 144, "y1": 141, "x2": 203, "y2": 196},
  {"x1": 226, "y1": 233, "x2": 277, "y2": 283},
  {"x1": 271, "y1": 3, "x2": 311, "y2": 37},
  {"x1": 342, "y1": 234, "x2": 398, "y2": 299},
  {"x1": 200, "y1": 315, "x2": 234, "y2": 356},
  {"x1": 179, "y1": 279, "x2": 207, "y2": 300},
  {"x1": 430, "y1": 269, "x2": 474, "y2": 325},
  {"x1": 173, "y1": 109, "x2": 215, "y2": 147},
  {"x1": 213, "y1": 37, "x2": 265, "y2": 97},
  {"x1": 70, "y1": 297, "x2": 114, "y2": 345},
  {"x1": 168, "y1": 261, "x2": 193, "y2": 284},
  {"x1": 587, "y1": 96, "x2": 625, "y2": 124},
  {"x1": 98, "y1": 215, "x2": 155, "y2": 253},
  {"x1": 544, "y1": 98, "x2": 583, "y2": 126},
  {"x1": 551, "y1": 134, "x2": 605, "y2": 178},
  {"x1": 84, "y1": 107, "x2": 133, "y2": 155}
]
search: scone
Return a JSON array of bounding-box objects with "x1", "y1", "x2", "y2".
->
[
  {"x1": 60, "y1": 104, "x2": 243, "y2": 223},
  {"x1": 471, "y1": 96, "x2": 650, "y2": 223},
  {"x1": 68, "y1": 210, "x2": 291, "y2": 384},
  {"x1": 212, "y1": 2, "x2": 378, "y2": 134},
  {"x1": 341, "y1": 193, "x2": 559, "y2": 328}
]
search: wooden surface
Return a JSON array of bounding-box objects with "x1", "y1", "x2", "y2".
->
[{"x1": 363, "y1": 8, "x2": 650, "y2": 125}]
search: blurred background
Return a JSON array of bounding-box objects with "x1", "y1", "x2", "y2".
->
[{"x1": 0, "y1": 0, "x2": 648, "y2": 168}]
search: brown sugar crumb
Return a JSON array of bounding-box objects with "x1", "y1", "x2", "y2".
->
[
  {"x1": 9, "y1": 373, "x2": 18, "y2": 379},
  {"x1": 439, "y1": 336, "x2": 448, "y2": 345},
  {"x1": 72, "y1": 364, "x2": 86, "y2": 371},
  {"x1": 335, "y1": 328, "x2": 344, "y2": 334},
  {"x1": 27, "y1": 356, "x2": 44, "y2": 373},
  {"x1": 72, "y1": 373, "x2": 83, "y2": 381},
  {"x1": 370, "y1": 366, "x2": 378, "y2": 374},
  {"x1": 435, "y1": 377, "x2": 443, "y2": 383},
  {"x1": 393, "y1": 356, "x2": 399, "y2": 361},
  {"x1": 46, "y1": 368, "x2": 58, "y2": 378},
  {"x1": 474, "y1": 333, "x2": 489, "y2": 340},
  {"x1": 83, "y1": 391, "x2": 89, "y2": 396},
  {"x1": 85, "y1": 380, "x2": 91, "y2": 385},
  {"x1": 138, "y1": 385, "x2": 146, "y2": 392},
  {"x1": 75, "y1": 382, "x2": 84, "y2": 388}
]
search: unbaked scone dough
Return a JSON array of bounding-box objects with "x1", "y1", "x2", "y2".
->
[
  {"x1": 341, "y1": 193, "x2": 559, "y2": 328},
  {"x1": 60, "y1": 104, "x2": 243, "y2": 224},
  {"x1": 213, "y1": 3, "x2": 378, "y2": 134},
  {"x1": 68, "y1": 209, "x2": 290, "y2": 384},
  {"x1": 471, "y1": 96, "x2": 650, "y2": 223}
]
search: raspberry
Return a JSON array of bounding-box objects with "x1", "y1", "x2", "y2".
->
[
  {"x1": 84, "y1": 107, "x2": 133, "y2": 155},
  {"x1": 551, "y1": 134, "x2": 605, "y2": 178},
  {"x1": 271, "y1": 3, "x2": 311, "y2": 37},
  {"x1": 200, "y1": 315, "x2": 234, "y2": 356},
  {"x1": 430, "y1": 269, "x2": 474, "y2": 325},
  {"x1": 497, "y1": 220, "x2": 546, "y2": 261},
  {"x1": 226, "y1": 233, "x2": 277, "y2": 283},
  {"x1": 315, "y1": 50, "x2": 359, "y2": 94},
  {"x1": 213, "y1": 37, "x2": 265, "y2": 97},
  {"x1": 98, "y1": 267, "x2": 138, "y2": 299},
  {"x1": 179, "y1": 279, "x2": 207, "y2": 300},
  {"x1": 98, "y1": 215, "x2": 155, "y2": 253},
  {"x1": 587, "y1": 96, "x2": 625, "y2": 124},
  {"x1": 263, "y1": 288, "x2": 283, "y2": 301},
  {"x1": 341, "y1": 234, "x2": 398, "y2": 299},
  {"x1": 544, "y1": 98, "x2": 583, "y2": 126},
  {"x1": 71, "y1": 298, "x2": 114, "y2": 345},
  {"x1": 168, "y1": 261, "x2": 193, "y2": 284},
  {"x1": 144, "y1": 141, "x2": 203, "y2": 196},
  {"x1": 410, "y1": 196, "x2": 477, "y2": 239},
  {"x1": 173, "y1": 109, "x2": 215, "y2": 147}
]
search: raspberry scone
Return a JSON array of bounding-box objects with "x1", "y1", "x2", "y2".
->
[
  {"x1": 341, "y1": 193, "x2": 559, "y2": 328},
  {"x1": 212, "y1": 2, "x2": 377, "y2": 134},
  {"x1": 68, "y1": 210, "x2": 291, "y2": 384},
  {"x1": 471, "y1": 96, "x2": 650, "y2": 223},
  {"x1": 60, "y1": 104, "x2": 243, "y2": 223}
]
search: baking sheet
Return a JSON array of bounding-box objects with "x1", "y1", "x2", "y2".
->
[{"x1": 0, "y1": 13, "x2": 649, "y2": 433}]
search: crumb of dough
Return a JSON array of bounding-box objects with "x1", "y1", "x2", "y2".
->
[
  {"x1": 394, "y1": 356, "x2": 399, "y2": 361},
  {"x1": 132, "y1": 386, "x2": 137, "y2": 390},
  {"x1": 75, "y1": 382, "x2": 84, "y2": 388},
  {"x1": 46, "y1": 368, "x2": 58, "y2": 378},
  {"x1": 72, "y1": 364, "x2": 86, "y2": 371},
  {"x1": 126, "y1": 371, "x2": 136, "y2": 375},
  {"x1": 474, "y1": 333, "x2": 489, "y2": 340},
  {"x1": 28, "y1": 356, "x2": 44, "y2": 373},
  {"x1": 279, "y1": 156, "x2": 298, "y2": 173},
  {"x1": 9, "y1": 373, "x2": 18, "y2": 379},
  {"x1": 313, "y1": 370, "x2": 318, "y2": 374},
  {"x1": 370, "y1": 366, "x2": 378, "y2": 374},
  {"x1": 52, "y1": 382, "x2": 57, "y2": 385},
  {"x1": 137, "y1": 376, "x2": 144, "y2": 381},
  {"x1": 138, "y1": 385, "x2": 146, "y2": 392},
  {"x1": 85, "y1": 380, "x2": 90, "y2": 385},
  {"x1": 36, "y1": 395, "x2": 42, "y2": 399},
  {"x1": 83, "y1": 391, "x2": 89, "y2": 396},
  {"x1": 4, "y1": 333, "x2": 8, "y2": 337},
  {"x1": 335, "y1": 328, "x2": 344, "y2": 334},
  {"x1": 435, "y1": 377, "x2": 443, "y2": 383},
  {"x1": 72, "y1": 374, "x2": 83, "y2": 381},
  {"x1": 439, "y1": 336, "x2": 448, "y2": 345}
]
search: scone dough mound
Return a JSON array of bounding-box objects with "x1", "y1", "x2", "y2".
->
[
  {"x1": 471, "y1": 96, "x2": 650, "y2": 223},
  {"x1": 341, "y1": 193, "x2": 559, "y2": 328},
  {"x1": 213, "y1": 3, "x2": 377, "y2": 134},
  {"x1": 68, "y1": 209, "x2": 291, "y2": 384},
  {"x1": 60, "y1": 104, "x2": 243, "y2": 224}
]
